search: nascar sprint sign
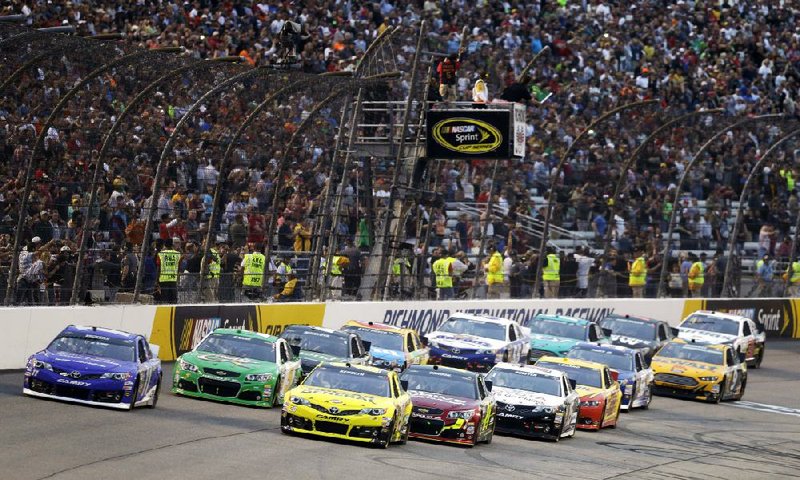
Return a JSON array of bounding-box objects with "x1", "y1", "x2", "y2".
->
[{"x1": 426, "y1": 107, "x2": 523, "y2": 159}]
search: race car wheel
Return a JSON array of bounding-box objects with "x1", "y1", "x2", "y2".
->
[
  {"x1": 126, "y1": 378, "x2": 140, "y2": 411},
  {"x1": 623, "y1": 387, "x2": 635, "y2": 413},
  {"x1": 398, "y1": 419, "x2": 409, "y2": 445},
  {"x1": 753, "y1": 347, "x2": 764, "y2": 369},
  {"x1": 471, "y1": 424, "x2": 481, "y2": 447},
  {"x1": 735, "y1": 377, "x2": 747, "y2": 401},
  {"x1": 608, "y1": 402, "x2": 620, "y2": 429},
  {"x1": 272, "y1": 376, "x2": 282, "y2": 407},
  {"x1": 482, "y1": 421, "x2": 494, "y2": 445},
  {"x1": 712, "y1": 377, "x2": 726, "y2": 404},
  {"x1": 147, "y1": 376, "x2": 161, "y2": 409},
  {"x1": 378, "y1": 419, "x2": 395, "y2": 449},
  {"x1": 641, "y1": 387, "x2": 652, "y2": 410}
]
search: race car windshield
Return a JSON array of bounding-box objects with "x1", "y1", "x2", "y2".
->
[
  {"x1": 656, "y1": 343, "x2": 724, "y2": 365},
  {"x1": 343, "y1": 327, "x2": 404, "y2": 351},
  {"x1": 48, "y1": 335, "x2": 135, "y2": 363},
  {"x1": 438, "y1": 318, "x2": 506, "y2": 340},
  {"x1": 568, "y1": 348, "x2": 634, "y2": 371},
  {"x1": 286, "y1": 331, "x2": 349, "y2": 357},
  {"x1": 601, "y1": 317, "x2": 656, "y2": 341},
  {"x1": 681, "y1": 314, "x2": 739, "y2": 336},
  {"x1": 197, "y1": 334, "x2": 276, "y2": 362},
  {"x1": 485, "y1": 369, "x2": 561, "y2": 396},
  {"x1": 536, "y1": 362, "x2": 603, "y2": 388},
  {"x1": 529, "y1": 318, "x2": 586, "y2": 340},
  {"x1": 304, "y1": 366, "x2": 390, "y2": 397},
  {"x1": 400, "y1": 369, "x2": 479, "y2": 399}
]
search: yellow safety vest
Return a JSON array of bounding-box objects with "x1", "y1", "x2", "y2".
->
[
  {"x1": 158, "y1": 249, "x2": 180, "y2": 283},
  {"x1": 330, "y1": 256, "x2": 342, "y2": 276},
  {"x1": 688, "y1": 261, "x2": 704, "y2": 288},
  {"x1": 788, "y1": 262, "x2": 800, "y2": 285},
  {"x1": 781, "y1": 169, "x2": 796, "y2": 191},
  {"x1": 392, "y1": 258, "x2": 410, "y2": 275},
  {"x1": 629, "y1": 256, "x2": 647, "y2": 287},
  {"x1": 242, "y1": 252, "x2": 265, "y2": 287},
  {"x1": 487, "y1": 251, "x2": 504, "y2": 285},
  {"x1": 204, "y1": 248, "x2": 221, "y2": 279},
  {"x1": 542, "y1": 254, "x2": 560, "y2": 282},
  {"x1": 432, "y1": 257, "x2": 453, "y2": 288}
]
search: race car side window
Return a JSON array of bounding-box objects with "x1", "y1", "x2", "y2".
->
[
  {"x1": 635, "y1": 353, "x2": 644, "y2": 371},
  {"x1": 350, "y1": 337, "x2": 360, "y2": 358},
  {"x1": 725, "y1": 349, "x2": 735, "y2": 366},
  {"x1": 279, "y1": 342, "x2": 289, "y2": 363},
  {"x1": 561, "y1": 376, "x2": 569, "y2": 396},
  {"x1": 588, "y1": 326, "x2": 599, "y2": 342},
  {"x1": 658, "y1": 325, "x2": 668, "y2": 341},
  {"x1": 412, "y1": 333, "x2": 421, "y2": 351},
  {"x1": 477, "y1": 377, "x2": 487, "y2": 399},
  {"x1": 742, "y1": 321, "x2": 751, "y2": 336},
  {"x1": 508, "y1": 325, "x2": 517, "y2": 341},
  {"x1": 603, "y1": 368, "x2": 612, "y2": 388},
  {"x1": 406, "y1": 334, "x2": 415, "y2": 352},
  {"x1": 138, "y1": 339, "x2": 149, "y2": 363},
  {"x1": 391, "y1": 376, "x2": 400, "y2": 398}
]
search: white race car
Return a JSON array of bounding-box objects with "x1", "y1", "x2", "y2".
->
[
  {"x1": 425, "y1": 314, "x2": 530, "y2": 373},
  {"x1": 486, "y1": 362, "x2": 579, "y2": 441},
  {"x1": 677, "y1": 310, "x2": 766, "y2": 368}
]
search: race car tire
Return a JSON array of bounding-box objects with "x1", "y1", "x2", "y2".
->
[
  {"x1": 378, "y1": 419, "x2": 395, "y2": 449},
  {"x1": 502, "y1": 350, "x2": 510, "y2": 363},
  {"x1": 272, "y1": 376, "x2": 282, "y2": 407},
  {"x1": 126, "y1": 378, "x2": 140, "y2": 412},
  {"x1": 641, "y1": 387, "x2": 652, "y2": 410},
  {"x1": 470, "y1": 423, "x2": 481, "y2": 447},
  {"x1": 482, "y1": 422, "x2": 494, "y2": 445},
  {"x1": 623, "y1": 387, "x2": 635, "y2": 413},
  {"x1": 735, "y1": 377, "x2": 747, "y2": 401},
  {"x1": 147, "y1": 376, "x2": 161, "y2": 409},
  {"x1": 712, "y1": 377, "x2": 726, "y2": 404},
  {"x1": 752, "y1": 347, "x2": 764, "y2": 369},
  {"x1": 398, "y1": 419, "x2": 409, "y2": 445},
  {"x1": 608, "y1": 402, "x2": 620, "y2": 429}
]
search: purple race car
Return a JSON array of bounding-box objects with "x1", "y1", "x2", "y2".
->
[{"x1": 24, "y1": 325, "x2": 162, "y2": 410}]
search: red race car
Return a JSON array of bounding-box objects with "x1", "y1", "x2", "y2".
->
[
  {"x1": 399, "y1": 365, "x2": 496, "y2": 446},
  {"x1": 535, "y1": 357, "x2": 622, "y2": 431}
]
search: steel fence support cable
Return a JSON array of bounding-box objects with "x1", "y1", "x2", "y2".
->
[
  {"x1": 722, "y1": 127, "x2": 800, "y2": 297},
  {"x1": 5, "y1": 47, "x2": 181, "y2": 305},
  {"x1": 656, "y1": 114, "x2": 789, "y2": 298},
  {"x1": 532, "y1": 100, "x2": 658, "y2": 298}
]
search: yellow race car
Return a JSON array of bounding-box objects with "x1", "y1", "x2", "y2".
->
[
  {"x1": 281, "y1": 362, "x2": 412, "y2": 448},
  {"x1": 340, "y1": 321, "x2": 430, "y2": 371},
  {"x1": 651, "y1": 340, "x2": 747, "y2": 403},
  {"x1": 535, "y1": 356, "x2": 622, "y2": 430}
]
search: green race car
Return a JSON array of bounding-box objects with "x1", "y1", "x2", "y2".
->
[{"x1": 172, "y1": 328, "x2": 302, "y2": 407}]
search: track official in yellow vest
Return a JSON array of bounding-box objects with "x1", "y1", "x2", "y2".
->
[
  {"x1": 157, "y1": 238, "x2": 180, "y2": 304},
  {"x1": 687, "y1": 254, "x2": 704, "y2": 297},
  {"x1": 201, "y1": 246, "x2": 220, "y2": 302},
  {"x1": 628, "y1": 248, "x2": 647, "y2": 298},
  {"x1": 433, "y1": 252, "x2": 455, "y2": 300},
  {"x1": 241, "y1": 247, "x2": 265, "y2": 300},
  {"x1": 784, "y1": 261, "x2": 800, "y2": 297},
  {"x1": 542, "y1": 247, "x2": 560, "y2": 298},
  {"x1": 484, "y1": 244, "x2": 505, "y2": 299}
]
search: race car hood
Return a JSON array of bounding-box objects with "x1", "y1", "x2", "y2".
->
[
  {"x1": 427, "y1": 332, "x2": 506, "y2": 351},
  {"x1": 610, "y1": 335, "x2": 655, "y2": 351},
  {"x1": 528, "y1": 334, "x2": 578, "y2": 355},
  {"x1": 650, "y1": 356, "x2": 725, "y2": 376},
  {"x1": 36, "y1": 350, "x2": 134, "y2": 374},
  {"x1": 575, "y1": 385, "x2": 605, "y2": 400},
  {"x1": 491, "y1": 386, "x2": 561, "y2": 408},
  {"x1": 677, "y1": 328, "x2": 737, "y2": 345},
  {"x1": 408, "y1": 389, "x2": 481, "y2": 411},
  {"x1": 369, "y1": 347, "x2": 405, "y2": 364},
  {"x1": 183, "y1": 351, "x2": 278, "y2": 376},
  {"x1": 289, "y1": 385, "x2": 394, "y2": 410}
]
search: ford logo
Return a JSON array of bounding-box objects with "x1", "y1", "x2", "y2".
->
[
  {"x1": 329, "y1": 407, "x2": 340, "y2": 414},
  {"x1": 505, "y1": 404, "x2": 516, "y2": 412}
]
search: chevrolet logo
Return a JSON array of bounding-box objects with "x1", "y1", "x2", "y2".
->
[
  {"x1": 417, "y1": 408, "x2": 429, "y2": 414},
  {"x1": 215, "y1": 371, "x2": 227, "y2": 376}
]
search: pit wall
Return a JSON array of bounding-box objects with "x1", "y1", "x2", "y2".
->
[{"x1": 2, "y1": 298, "x2": 798, "y2": 369}]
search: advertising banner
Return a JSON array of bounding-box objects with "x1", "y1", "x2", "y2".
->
[
  {"x1": 150, "y1": 303, "x2": 327, "y2": 360},
  {"x1": 426, "y1": 109, "x2": 512, "y2": 159},
  {"x1": 513, "y1": 103, "x2": 526, "y2": 158},
  {"x1": 682, "y1": 299, "x2": 799, "y2": 338}
]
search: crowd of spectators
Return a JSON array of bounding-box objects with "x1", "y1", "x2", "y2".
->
[{"x1": 1, "y1": 0, "x2": 800, "y2": 303}]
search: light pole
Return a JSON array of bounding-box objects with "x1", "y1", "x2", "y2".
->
[
  {"x1": 722, "y1": 127, "x2": 800, "y2": 297},
  {"x1": 532, "y1": 100, "x2": 659, "y2": 297},
  {"x1": 656, "y1": 114, "x2": 789, "y2": 298},
  {"x1": 70, "y1": 55, "x2": 242, "y2": 304},
  {"x1": 4, "y1": 47, "x2": 181, "y2": 305}
]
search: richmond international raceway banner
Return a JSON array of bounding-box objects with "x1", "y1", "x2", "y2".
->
[
  {"x1": 150, "y1": 303, "x2": 326, "y2": 360},
  {"x1": 682, "y1": 299, "x2": 800, "y2": 339},
  {"x1": 322, "y1": 299, "x2": 690, "y2": 336}
]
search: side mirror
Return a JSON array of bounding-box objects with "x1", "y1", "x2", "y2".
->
[
  {"x1": 149, "y1": 344, "x2": 160, "y2": 358},
  {"x1": 484, "y1": 380, "x2": 493, "y2": 392},
  {"x1": 290, "y1": 345, "x2": 301, "y2": 357},
  {"x1": 670, "y1": 327, "x2": 680, "y2": 337},
  {"x1": 361, "y1": 340, "x2": 371, "y2": 353},
  {"x1": 568, "y1": 378, "x2": 577, "y2": 390},
  {"x1": 601, "y1": 328, "x2": 613, "y2": 337},
  {"x1": 400, "y1": 379, "x2": 409, "y2": 391},
  {"x1": 609, "y1": 369, "x2": 620, "y2": 382}
]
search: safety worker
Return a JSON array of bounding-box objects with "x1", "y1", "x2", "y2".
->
[
  {"x1": 328, "y1": 249, "x2": 347, "y2": 300},
  {"x1": 390, "y1": 252, "x2": 412, "y2": 299},
  {"x1": 201, "y1": 243, "x2": 221, "y2": 303},
  {"x1": 432, "y1": 249, "x2": 455, "y2": 300},
  {"x1": 628, "y1": 247, "x2": 647, "y2": 298},
  {"x1": 687, "y1": 253, "x2": 704, "y2": 298},
  {"x1": 273, "y1": 272, "x2": 302, "y2": 301},
  {"x1": 156, "y1": 238, "x2": 181, "y2": 304},
  {"x1": 780, "y1": 167, "x2": 795, "y2": 192},
  {"x1": 542, "y1": 247, "x2": 561, "y2": 298},
  {"x1": 484, "y1": 243, "x2": 504, "y2": 299},
  {"x1": 783, "y1": 259, "x2": 800, "y2": 297},
  {"x1": 241, "y1": 244, "x2": 266, "y2": 300}
]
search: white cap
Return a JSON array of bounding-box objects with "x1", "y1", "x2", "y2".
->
[
  {"x1": 31, "y1": 236, "x2": 42, "y2": 243},
  {"x1": 60, "y1": 246, "x2": 71, "y2": 252}
]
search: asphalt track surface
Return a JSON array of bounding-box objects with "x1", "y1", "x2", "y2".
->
[{"x1": 2, "y1": 342, "x2": 800, "y2": 480}]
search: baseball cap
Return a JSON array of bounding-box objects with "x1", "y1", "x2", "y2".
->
[
  {"x1": 31, "y1": 236, "x2": 41, "y2": 243},
  {"x1": 60, "y1": 246, "x2": 71, "y2": 252}
]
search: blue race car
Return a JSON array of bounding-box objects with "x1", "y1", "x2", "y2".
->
[
  {"x1": 24, "y1": 325, "x2": 162, "y2": 410},
  {"x1": 565, "y1": 342, "x2": 653, "y2": 411}
]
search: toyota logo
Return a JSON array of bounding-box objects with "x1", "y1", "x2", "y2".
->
[
  {"x1": 451, "y1": 348, "x2": 461, "y2": 354},
  {"x1": 505, "y1": 404, "x2": 516, "y2": 412},
  {"x1": 329, "y1": 407, "x2": 340, "y2": 414}
]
